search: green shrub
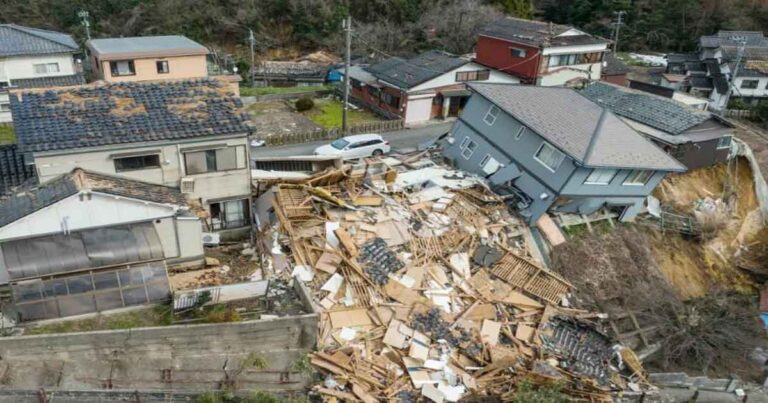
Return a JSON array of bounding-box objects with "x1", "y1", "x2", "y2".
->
[{"x1": 295, "y1": 97, "x2": 314, "y2": 112}]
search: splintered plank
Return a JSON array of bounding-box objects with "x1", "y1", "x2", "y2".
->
[{"x1": 490, "y1": 253, "x2": 572, "y2": 304}]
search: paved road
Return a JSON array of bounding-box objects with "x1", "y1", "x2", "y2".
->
[{"x1": 251, "y1": 122, "x2": 453, "y2": 158}]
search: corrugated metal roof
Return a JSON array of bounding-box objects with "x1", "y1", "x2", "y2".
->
[
  {"x1": 469, "y1": 83, "x2": 684, "y2": 171},
  {"x1": 88, "y1": 35, "x2": 207, "y2": 55},
  {"x1": 0, "y1": 24, "x2": 78, "y2": 57}
]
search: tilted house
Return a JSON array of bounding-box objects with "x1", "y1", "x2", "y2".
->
[
  {"x1": 0, "y1": 169, "x2": 203, "y2": 322},
  {"x1": 443, "y1": 83, "x2": 685, "y2": 224},
  {"x1": 0, "y1": 24, "x2": 85, "y2": 123},
  {"x1": 581, "y1": 82, "x2": 733, "y2": 169},
  {"x1": 9, "y1": 78, "x2": 254, "y2": 238},
  {"x1": 342, "y1": 50, "x2": 519, "y2": 125}
]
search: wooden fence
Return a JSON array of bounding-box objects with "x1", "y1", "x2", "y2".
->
[{"x1": 264, "y1": 119, "x2": 405, "y2": 146}]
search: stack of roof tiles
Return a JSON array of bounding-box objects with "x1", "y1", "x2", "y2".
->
[
  {"x1": 10, "y1": 79, "x2": 252, "y2": 153},
  {"x1": 0, "y1": 144, "x2": 36, "y2": 195}
]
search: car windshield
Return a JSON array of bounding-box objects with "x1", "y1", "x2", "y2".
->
[{"x1": 331, "y1": 139, "x2": 350, "y2": 150}]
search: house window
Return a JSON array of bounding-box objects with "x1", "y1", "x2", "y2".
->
[
  {"x1": 184, "y1": 145, "x2": 246, "y2": 175},
  {"x1": 577, "y1": 52, "x2": 603, "y2": 64},
  {"x1": 156, "y1": 60, "x2": 170, "y2": 74},
  {"x1": 511, "y1": 48, "x2": 527, "y2": 58},
  {"x1": 210, "y1": 199, "x2": 250, "y2": 230},
  {"x1": 0, "y1": 102, "x2": 10, "y2": 112},
  {"x1": 367, "y1": 86, "x2": 380, "y2": 98},
  {"x1": 483, "y1": 105, "x2": 499, "y2": 126},
  {"x1": 515, "y1": 126, "x2": 526, "y2": 140},
  {"x1": 351, "y1": 78, "x2": 363, "y2": 89},
  {"x1": 534, "y1": 142, "x2": 565, "y2": 172},
  {"x1": 456, "y1": 70, "x2": 490, "y2": 82},
  {"x1": 381, "y1": 92, "x2": 400, "y2": 108},
  {"x1": 741, "y1": 80, "x2": 759, "y2": 89},
  {"x1": 461, "y1": 140, "x2": 477, "y2": 159},
  {"x1": 548, "y1": 54, "x2": 578, "y2": 67},
  {"x1": 114, "y1": 154, "x2": 161, "y2": 172},
  {"x1": 110, "y1": 60, "x2": 136, "y2": 77},
  {"x1": 717, "y1": 136, "x2": 732, "y2": 149},
  {"x1": 33, "y1": 63, "x2": 60, "y2": 74},
  {"x1": 459, "y1": 136, "x2": 470, "y2": 149},
  {"x1": 623, "y1": 170, "x2": 654, "y2": 186},
  {"x1": 584, "y1": 168, "x2": 617, "y2": 185}
]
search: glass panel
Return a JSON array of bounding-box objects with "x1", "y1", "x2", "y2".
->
[
  {"x1": 224, "y1": 199, "x2": 246, "y2": 227},
  {"x1": 185, "y1": 151, "x2": 208, "y2": 174},
  {"x1": 95, "y1": 291, "x2": 125, "y2": 311},
  {"x1": 122, "y1": 287, "x2": 148, "y2": 306},
  {"x1": 43, "y1": 279, "x2": 68, "y2": 297},
  {"x1": 119, "y1": 268, "x2": 145, "y2": 286},
  {"x1": 66, "y1": 275, "x2": 94, "y2": 294},
  {"x1": 93, "y1": 271, "x2": 120, "y2": 290},
  {"x1": 146, "y1": 282, "x2": 170, "y2": 302},
  {"x1": 17, "y1": 302, "x2": 46, "y2": 321},
  {"x1": 43, "y1": 300, "x2": 60, "y2": 319},
  {"x1": 235, "y1": 146, "x2": 246, "y2": 169},
  {"x1": 58, "y1": 294, "x2": 96, "y2": 317},
  {"x1": 13, "y1": 282, "x2": 43, "y2": 302},
  {"x1": 215, "y1": 147, "x2": 237, "y2": 171}
]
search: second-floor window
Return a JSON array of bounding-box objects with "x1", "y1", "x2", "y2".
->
[
  {"x1": 114, "y1": 154, "x2": 161, "y2": 172},
  {"x1": 456, "y1": 70, "x2": 490, "y2": 82},
  {"x1": 156, "y1": 60, "x2": 170, "y2": 74},
  {"x1": 110, "y1": 60, "x2": 136, "y2": 77},
  {"x1": 623, "y1": 170, "x2": 653, "y2": 186},
  {"x1": 33, "y1": 63, "x2": 60, "y2": 74},
  {"x1": 534, "y1": 142, "x2": 565, "y2": 172},
  {"x1": 483, "y1": 105, "x2": 500, "y2": 126},
  {"x1": 511, "y1": 48, "x2": 527, "y2": 58},
  {"x1": 548, "y1": 52, "x2": 602, "y2": 67},
  {"x1": 584, "y1": 168, "x2": 617, "y2": 185},
  {"x1": 184, "y1": 145, "x2": 246, "y2": 175},
  {"x1": 741, "y1": 80, "x2": 759, "y2": 89},
  {"x1": 0, "y1": 102, "x2": 10, "y2": 113}
]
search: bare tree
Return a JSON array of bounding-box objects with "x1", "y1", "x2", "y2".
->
[{"x1": 419, "y1": 0, "x2": 503, "y2": 55}]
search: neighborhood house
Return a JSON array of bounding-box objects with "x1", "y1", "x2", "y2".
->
[
  {"x1": 87, "y1": 35, "x2": 209, "y2": 83},
  {"x1": 341, "y1": 50, "x2": 519, "y2": 125},
  {"x1": 475, "y1": 17, "x2": 610, "y2": 87},
  {"x1": 443, "y1": 83, "x2": 685, "y2": 224},
  {"x1": 9, "y1": 78, "x2": 254, "y2": 238},
  {"x1": 0, "y1": 24, "x2": 84, "y2": 123}
]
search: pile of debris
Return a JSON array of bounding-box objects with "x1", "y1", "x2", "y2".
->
[{"x1": 257, "y1": 152, "x2": 650, "y2": 401}]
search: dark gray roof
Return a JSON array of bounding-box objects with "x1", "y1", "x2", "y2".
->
[
  {"x1": 469, "y1": 83, "x2": 684, "y2": 172},
  {"x1": 602, "y1": 52, "x2": 630, "y2": 75},
  {"x1": 7, "y1": 74, "x2": 85, "y2": 89},
  {"x1": 88, "y1": 35, "x2": 207, "y2": 56},
  {"x1": 0, "y1": 144, "x2": 36, "y2": 195},
  {"x1": 687, "y1": 76, "x2": 714, "y2": 89},
  {"x1": 10, "y1": 78, "x2": 251, "y2": 153},
  {"x1": 479, "y1": 17, "x2": 608, "y2": 47},
  {"x1": 0, "y1": 168, "x2": 187, "y2": 227},
  {"x1": 366, "y1": 50, "x2": 469, "y2": 89},
  {"x1": 0, "y1": 24, "x2": 79, "y2": 57},
  {"x1": 580, "y1": 82, "x2": 710, "y2": 136},
  {"x1": 700, "y1": 31, "x2": 767, "y2": 49},
  {"x1": 666, "y1": 53, "x2": 699, "y2": 64}
]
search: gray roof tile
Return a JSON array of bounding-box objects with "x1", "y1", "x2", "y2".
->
[
  {"x1": 469, "y1": 83, "x2": 684, "y2": 171},
  {"x1": 10, "y1": 78, "x2": 251, "y2": 153},
  {"x1": 480, "y1": 17, "x2": 608, "y2": 47},
  {"x1": 366, "y1": 50, "x2": 469, "y2": 89},
  {"x1": 580, "y1": 82, "x2": 711, "y2": 135},
  {"x1": 0, "y1": 24, "x2": 79, "y2": 57},
  {"x1": 7, "y1": 74, "x2": 85, "y2": 89}
]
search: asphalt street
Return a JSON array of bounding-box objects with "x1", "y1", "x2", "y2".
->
[{"x1": 250, "y1": 122, "x2": 453, "y2": 158}]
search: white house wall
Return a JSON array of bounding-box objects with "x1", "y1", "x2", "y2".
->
[
  {"x1": 408, "y1": 62, "x2": 520, "y2": 93},
  {"x1": 542, "y1": 44, "x2": 607, "y2": 56},
  {"x1": 0, "y1": 53, "x2": 77, "y2": 82},
  {"x1": 0, "y1": 192, "x2": 178, "y2": 241},
  {"x1": 0, "y1": 92, "x2": 9, "y2": 123},
  {"x1": 734, "y1": 77, "x2": 768, "y2": 98},
  {"x1": 539, "y1": 63, "x2": 603, "y2": 86}
]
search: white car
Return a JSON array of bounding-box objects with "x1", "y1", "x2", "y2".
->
[{"x1": 314, "y1": 134, "x2": 391, "y2": 159}]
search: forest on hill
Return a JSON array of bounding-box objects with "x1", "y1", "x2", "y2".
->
[{"x1": 2, "y1": 0, "x2": 767, "y2": 60}]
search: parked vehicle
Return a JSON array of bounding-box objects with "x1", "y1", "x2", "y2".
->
[{"x1": 313, "y1": 134, "x2": 390, "y2": 159}]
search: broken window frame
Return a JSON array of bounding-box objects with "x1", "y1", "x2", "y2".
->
[
  {"x1": 183, "y1": 145, "x2": 246, "y2": 175},
  {"x1": 209, "y1": 198, "x2": 250, "y2": 230}
]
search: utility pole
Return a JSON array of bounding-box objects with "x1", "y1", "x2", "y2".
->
[
  {"x1": 612, "y1": 11, "x2": 626, "y2": 53},
  {"x1": 78, "y1": 10, "x2": 91, "y2": 41},
  {"x1": 247, "y1": 29, "x2": 256, "y2": 87},
  {"x1": 722, "y1": 41, "x2": 746, "y2": 110},
  {"x1": 342, "y1": 16, "x2": 352, "y2": 133}
]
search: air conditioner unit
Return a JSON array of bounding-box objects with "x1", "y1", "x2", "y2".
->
[
  {"x1": 202, "y1": 232, "x2": 220, "y2": 246},
  {"x1": 180, "y1": 177, "x2": 195, "y2": 193}
]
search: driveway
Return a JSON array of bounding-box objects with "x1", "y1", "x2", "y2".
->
[{"x1": 251, "y1": 121, "x2": 453, "y2": 158}]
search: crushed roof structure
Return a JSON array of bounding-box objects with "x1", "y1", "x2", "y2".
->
[
  {"x1": 366, "y1": 50, "x2": 469, "y2": 89},
  {"x1": 580, "y1": 82, "x2": 712, "y2": 135},
  {"x1": 87, "y1": 35, "x2": 208, "y2": 60},
  {"x1": 0, "y1": 144, "x2": 36, "y2": 195},
  {"x1": 252, "y1": 61, "x2": 329, "y2": 79},
  {"x1": 469, "y1": 83, "x2": 684, "y2": 171},
  {"x1": 256, "y1": 152, "x2": 650, "y2": 402},
  {"x1": 0, "y1": 24, "x2": 79, "y2": 57},
  {"x1": 0, "y1": 168, "x2": 187, "y2": 227},
  {"x1": 479, "y1": 17, "x2": 609, "y2": 48},
  {"x1": 602, "y1": 52, "x2": 630, "y2": 75},
  {"x1": 7, "y1": 74, "x2": 84, "y2": 89},
  {"x1": 10, "y1": 78, "x2": 251, "y2": 153}
]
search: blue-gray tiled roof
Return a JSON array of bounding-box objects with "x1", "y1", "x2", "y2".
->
[
  {"x1": 0, "y1": 24, "x2": 79, "y2": 57},
  {"x1": 10, "y1": 79, "x2": 252, "y2": 153},
  {"x1": 0, "y1": 144, "x2": 36, "y2": 195},
  {"x1": 366, "y1": 50, "x2": 469, "y2": 89},
  {"x1": 8, "y1": 74, "x2": 85, "y2": 89},
  {"x1": 580, "y1": 82, "x2": 710, "y2": 135}
]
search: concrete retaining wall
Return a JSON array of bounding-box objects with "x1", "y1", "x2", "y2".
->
[
  {"x1": 0, "y1": 314, "x2": 317, "y2": 396},
  {"x1": 241, "y1": 89, "x2": 331, "y2": 105}
]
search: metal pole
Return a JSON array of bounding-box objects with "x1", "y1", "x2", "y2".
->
[
  {"x1": 79, "y1": 10, "x2": 91, "y2": 41},
  {"x1": 343, "y1": 16, "x2": 352, "y2": 133},
  {"x1": 722, "y1": 41, "x2": 745, "y2": 110},
  {"x1": 612, "y1": 11, "x2": 625, "y2": 53},
  {"x1": 248, "y1": 29, "x2": 256, "y2": 87}
]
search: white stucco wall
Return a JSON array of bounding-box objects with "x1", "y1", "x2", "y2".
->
[
  {"x1": 408, "y1": 62, "x2": 520, "y2": 93},
  {"x1": 0, "y1": 92, "x2": 10, "y2": 123},
  {"x1": 734, "y1": 77, "x2": 768, "y2": 98},
  {"x1": 0, "y1": 53, "x2": 77, "y2": 82}
]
